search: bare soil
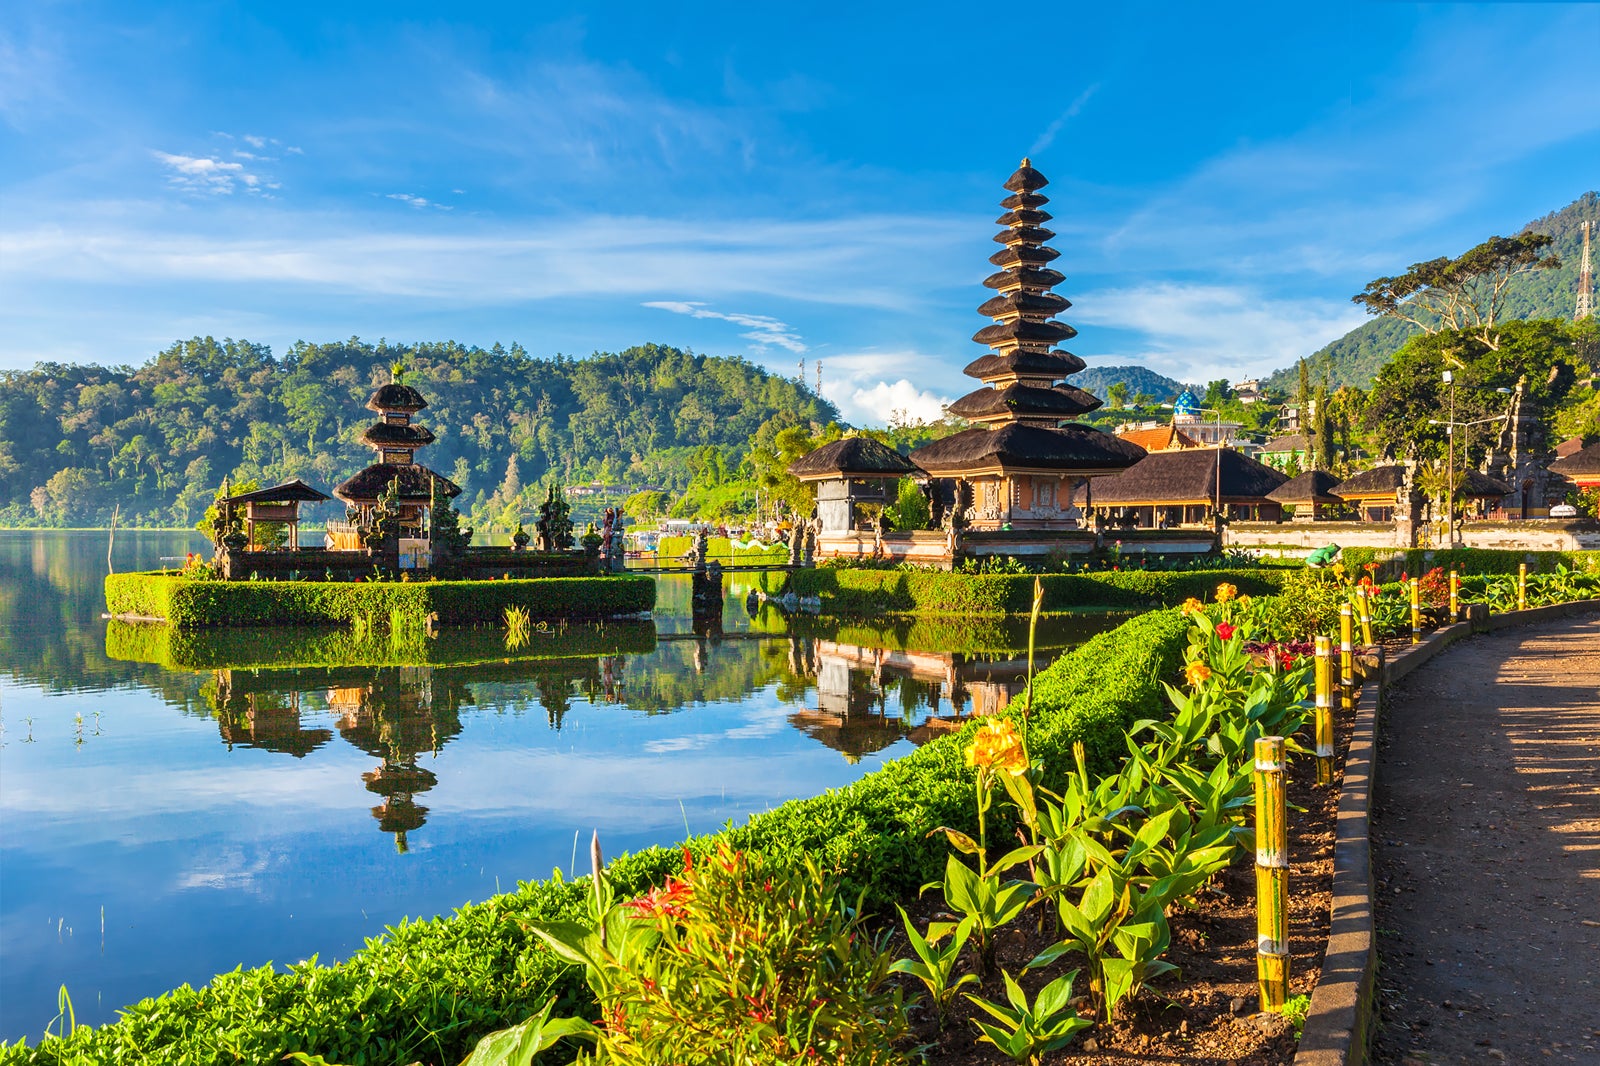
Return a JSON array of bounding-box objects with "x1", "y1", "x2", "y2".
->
[
  {"x1": 1371, "y1": 616, "x2": 1600, "y2": 1066},
  {"x1": 890, "y1": 721, "x2": 1346, "y2": 1064}
]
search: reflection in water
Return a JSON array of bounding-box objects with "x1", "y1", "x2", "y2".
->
[{"x1": 0, "y1": 531, "x2": 1129, "y2": 1040}]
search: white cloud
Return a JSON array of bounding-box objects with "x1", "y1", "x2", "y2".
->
[
  {"x1": 643, "y1": 301, "x2": 806, "y2": 353},
  {"x1": 812, "y1": 350, "x2": 958, "y2": 427},
  {"x1": 1074, "y1": 282, "x2": 1367, "y2": 381},
  {"x1": 841, "y1": 380, "x2": 951, "y2": 427},
  {"x1": 153, "y1": 150, "x2": 271, "y2": 196},
  {"x1": 387, "y1": 193, "x2": 452, "y2": 211}
]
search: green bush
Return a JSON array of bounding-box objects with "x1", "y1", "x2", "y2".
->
[
  {"x1": 4, "y1": 608, "x2": 1194, "y2": 1066},
  {"x1": 652, "y1": 535, "x2": 787, "y2": 566},
  {"x1": 104, "y1": 573, "x2": 656, "y2": 628},
  {"x1": 1340, "y1": 547, "x2": 1600, "y2": 578},
  {"x1": 786, "y1": 567, "x2": 1286, "y2": 615}
]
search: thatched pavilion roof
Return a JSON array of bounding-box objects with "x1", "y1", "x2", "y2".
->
[
  {"x1": 962, "y1": 350, "x2": 1086, "y2": 381},
  {"x1": 361, "y1": 423, "x2": 437, "y2": 448},
  {"x1": 366, "y1": 383, "x2": 429, "y2": 413},
  {"x1": 1090, "y1": 448, "x2": 1288, "y2": 505},
  {"x1": 1266, "y1": 470, "x2": 1342, "y2": 505},
  {"x1": 945, "y1": 383, "x2": 1101, "y2": 421},
  {"x1": 787, "y1": 437, "x2": 920, "y2": 482},
  {"x1": 220, "y1": 479, "x2": 331, "y2": 505},
  {"x1": 911, "y1": 423, "x2": 1145, "y2": 476},
  {"x1": 1330, "y1": 465, "x2": 1405, "y2": 501},
  {"x1": 334, "y1": 464, "x2": 461, "y2": 504},
  {"x1": 1550, "y1": 440, "x2": 1600, "y2": 479},
  {"x1": 1453, "y1": 469, "x2": 1513, "y2": 499}
]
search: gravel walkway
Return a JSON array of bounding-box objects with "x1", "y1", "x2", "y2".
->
[{"x1": 1371, "y1": 615, "x2": 1600, "y2": 1065}]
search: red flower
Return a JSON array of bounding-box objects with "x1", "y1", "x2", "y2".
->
[
  {"x1": 1216, "y1": 622, "x2": 1236, "y2": 640},
  {"x1": 624, "y1": 877, "x2": 693, "y2": 920}
]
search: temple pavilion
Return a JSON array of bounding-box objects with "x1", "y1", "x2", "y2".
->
[
  {"x1": 1549, "y1": 440, "x2": 1600, "y2": 491},
  {"x1": 333, "y1": 375, "x2": 460, "y2": 542},
  {"x1": 910, "y1": 161, "x2": 1144, "y2": 528},
  {"x1": 1090, "y1": 448, "x2": 1288, "y2": 528}
]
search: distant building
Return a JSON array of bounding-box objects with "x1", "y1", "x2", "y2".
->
[
  {"x1": 1260, "y1": 434, "x2": 1309, "y2": 470},
  {"x1": 1234, "y1": 378, "x2": 1265, "y2": 404},
  {"x1": 1169, "y1": 389, "x2": 1244, "y2": 446},
  {"x1": 1115, "y1": 423, "x2": 1202, "y2": 452}
]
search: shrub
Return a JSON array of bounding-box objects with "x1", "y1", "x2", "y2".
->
[{"x1": 104, "y1": 573, "x2": 656, "y2": 628}]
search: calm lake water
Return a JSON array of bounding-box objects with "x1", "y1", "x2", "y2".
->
[{"x1": 0, "y1": 530, "x2": 1123, "y2": 1041}]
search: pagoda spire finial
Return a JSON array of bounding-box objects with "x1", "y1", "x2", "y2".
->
[{"x1": 1021, "y1": 156, "x2": 1031, "y2": 168}]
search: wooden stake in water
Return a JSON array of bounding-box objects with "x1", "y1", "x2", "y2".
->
[
  {"x1": 1254, "y1": 736, "x2": 1290, "y2": 1010},
  {"x1": 1449, "y1": 570, "x2": 1459, "y2": 620},
  {"x1": 1313, "y1": 635, "x2": 1335, "y2": 786},
  {"x1": 1410, "y1": 578, "x2": 1421, "y2": 644},
  {"x1": 1339, "y1": 605, "x2": 1355, "y2": 714},
  {"x1": 1518, "y1": 563, "x2": 1528, "y2": 611}
]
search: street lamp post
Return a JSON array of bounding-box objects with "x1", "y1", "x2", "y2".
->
[{"x1": 1428, "y1": 377, "x2": 1513, "y2": 547}]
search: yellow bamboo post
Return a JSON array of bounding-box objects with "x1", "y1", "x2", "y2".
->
[
  {"x1": 1314, "y1": 635, "x2": 1335, "y2": 786},
  {"x1": 1356, "y1": 586, "x2": 1374, "y2": 646},
  {"x1": 1339, "y1": 604, "x2": 1354, "y2": 713},
  {"x1": 1518, "y1": 563, "x2": 1528, "y2": 611},
  {"x1": 1410, "y1": 577, "x2": 1421, "y2": 644},
  {"x1": 1449, "y1": 570, "x2": 1459, "y2": 620},
  {"x1": 1254, "y1": 736, "x2": 1290, "y2": 1010}
]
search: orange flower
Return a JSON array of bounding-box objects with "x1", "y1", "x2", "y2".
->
[
  {"x1": 1181, "y1": 597, "x2": 1204, "y2": 615},
  {"x1": 1185, "y1": 661, "x2": 1213, "y2": 687},
  {"x1": 965, "y1": 718, "x2": 1028, "y2": 776},
  {"x1": 624, "y1": 877, "x2": 693, "y2": 920},
  {"x1": 1215, "y1": 582, "x2": 1238, "y2": 604}
]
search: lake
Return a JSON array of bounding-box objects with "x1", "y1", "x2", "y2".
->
[{"x1": 0, "y1": 530, "x2": 1124, "y2": 1042}]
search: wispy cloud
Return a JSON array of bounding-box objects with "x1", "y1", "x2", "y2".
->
[
  {"x1": 153, "y1": 151, "x2": 265, "y2": 195},
  {"x1": 386, "y1": 192, "x2": 452, "y2": 211},
  {"x1": 1074, "y1": 282, "x2": 1367, "y2": 381},
  {"x1": 643, "y1": 301, "x2": 806, "y2": 352},
  {"x1": 1029, "y1": 83, "x2": 1099, "y2": 157}
]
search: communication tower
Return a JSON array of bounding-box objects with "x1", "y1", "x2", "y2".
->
[
  {"x1": 816, "y1": 360, "x2": 822, "y2": 397},
  {"x1": 1578, "y1": 219, "x2": 1594, "y2": 321}
]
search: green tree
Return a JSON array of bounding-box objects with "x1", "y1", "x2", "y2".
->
[
  {"x1": 883, "y1": 476, "x2": 931, "y2": 531},
  {"x1": 1203, "y1": 379, "x2": 1232, "y2": 407},
  {"x1": 1105, "y1": 381, "x2": 1129, "y2": 409}
]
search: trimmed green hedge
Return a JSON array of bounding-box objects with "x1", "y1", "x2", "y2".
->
[
  {"x1": 652, "y1": 535, "x2": 787, "y2": 566},
  {"x1": 6, "y1": 605, "x2": 1196, "y2": 1066},
  {"x1": 1340, "y1": 546, "x2": 1600, "y2": 577},
  {"x1": 787, "y1": 567, "x2": 1286, "y2": 615},
  {"x1": 104, "y1": 573, "x2": 656, "y2": 628},
  {"x1": 105, "y1": 619, "x2": 658, "y2": 671}
]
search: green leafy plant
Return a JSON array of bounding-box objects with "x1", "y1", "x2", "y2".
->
[
  {"x1": 887, "y1": 906, "x2": 977, "y2": 1028},
  {"x1": 965, "y1": 969, "x2": 1092, "y2": 1065}
]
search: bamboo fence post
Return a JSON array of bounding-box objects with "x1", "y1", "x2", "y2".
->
[
  {"x1": 1356, "y1": 585, "x2": 1374, "y2": 646},
  {"x1": 1254, "y1": 735, "x2": 1290, "y2": 1010},
  {"x1": 1449, "y1": 570, "x2": 1459, "y2": 620},
  {"x1": 1518, "y1": 563, "x2": 1528, "y2": 611},
  {"x1": 1314, "y1": 635, "x2": 1334, "y2": 786},
  {"x1": 1410, "y1": 577, "x2": 1421, "y2": 644},
  {"x1": 1339, "y1": 604, "x2": 1354, "y2": 714}
]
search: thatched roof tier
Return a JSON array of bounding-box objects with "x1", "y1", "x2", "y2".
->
[
  {"x1": 1263, "y1": 434, "x2": 1309, "y2": 453},
  {"x1": 1090, "y1": 448, "x2": 1289, "y2": 506},
  {"x1": 1266, "y1": 470, "x2": 1342, "y2": 505},
  {"x1": 366, "y1": 383, "x2": 429, "y2": 413},
  {"x1": 988, "y1": 244, "x2": 1060, "y2": 269},
  {"x1": 999, "y1": 191, "x2": 1049, "y2": 210},
  {"x1": 787, "y1": 437, "x2": 920, "y2": 481},
  {"x1": 220, "y1": 479, "x2": 331, "y2": 505},
  {"x1": 1330, "y1": 465, "x2": 1405, "y2": 501},
  {"x1": 334, "y1": 463, "x2": 461, "y2": 504},
  {"x1": 1549, "y1": 440, "x2": 1600, "y2": 481},
  {"x1": 963, "y1": 350, "x2": 1087, "y2": 380},
  {"x1": 946, "y1": 384, "x2": 1103, "y2": 422},
  {"x1": 977, "y1": 291, "x2": 1071, "y2": 319},
  {"x1": 1453, "y1": 469, "x2": 1513, "y2": 499},
  {"x1": 911, "y1": 423, "x2": 1145, "y2": 477},
  {"x1": 996, "y1": 208, "x2": 1052, "y2": 226},
  {"x1": 983, "y1": 267, "x2": 1064, "y2": 291},
  {"x1": 361, "y1": 423, "x2": 437, "y2": 448},
  {"x1": 972, "y1": 319, "x2": 1077, "y2": 347},
  {"x1": 1003, "y1": 161, "x2": 1049, "y2": 192},
  {"x1": 992, "y1": 225, "x2": 1056, "y2": 246}
]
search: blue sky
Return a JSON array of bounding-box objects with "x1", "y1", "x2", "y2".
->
[{"x1": 1, "y1": 3, "x2": 1597, "y2": 425}]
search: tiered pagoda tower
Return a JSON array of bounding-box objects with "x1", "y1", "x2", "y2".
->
[
  {"x1": 334, "y1": 373, "x2": 460, "y2": 534},
  {"x1": 911, "y1": 160, "x2": 1144, "y2": 529}
]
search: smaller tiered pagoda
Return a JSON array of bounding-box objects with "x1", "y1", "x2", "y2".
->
[{"x1": 334, "y1": 372, "x2": 460, "y2": 537}]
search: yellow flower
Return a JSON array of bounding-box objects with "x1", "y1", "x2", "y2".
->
[
  {"x1": 1215, "y1": 582, "x2": 1238, "y2": 604},
  {"x1": 1237, "y1": 594, "x2": 1252, "y2": 607},
  {"x1": 1181, "y1": 597, "x2": 1204, "y2": 615},
  {"x1": 1185, "y1": 662, "x2": 1213, "y2": 687},
  {"x1": 965, "y1": 718, "x2": 1028, "y2": 776}
]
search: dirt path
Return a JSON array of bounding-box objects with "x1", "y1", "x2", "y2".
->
[{"x1": 1371, "y1": 616, "x2": 1600, "y2": 1065}]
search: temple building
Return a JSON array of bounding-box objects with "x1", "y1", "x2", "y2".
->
[
  {"x1": 1329, "y1": 465, "x2": 1406, "y2": 522},
  {"x1": 333, "y1": 375, "x2": 460, "y2": 540},
  {"x1": 1168, "y1": 389, "x2": 1244, "y2": 446},
  {"x1": 909, "y1": 161, "x2": 1144, "y2": 528},
  {"x1": 1089, "y1": 448, "x2": 1288, "y2": 528},
  {"x1": 1114, "y1": 423, "x2": 1202, "y2": 453},
  {"x1": 1549, "y1": 440, "x2": 1600, "y2": 491},
  {"x1": 788, "y1": 436, "x2": 920, "y2": 533},
  {"x1": 1265, "y1": 470, "x2": 1343, "y2": 521},
  {"x1": 1480, "y1": 377, "x2": 1556, "y2": 518}
]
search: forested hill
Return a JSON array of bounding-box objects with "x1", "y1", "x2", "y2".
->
[
  {"x1": 1071, "y1": 365, "x2": 1193, "y2": 404},
  {"x1": 1263, "y1": 191, "x2": 1599, "y2": 392},
  {"x1": 0, "y1": 338, "x2": 838, "y2": 527}
]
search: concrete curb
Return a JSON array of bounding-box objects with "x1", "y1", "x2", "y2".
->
[{"x1": 1291, "y1": 597, "x2": 1600, "y2": 1066}]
